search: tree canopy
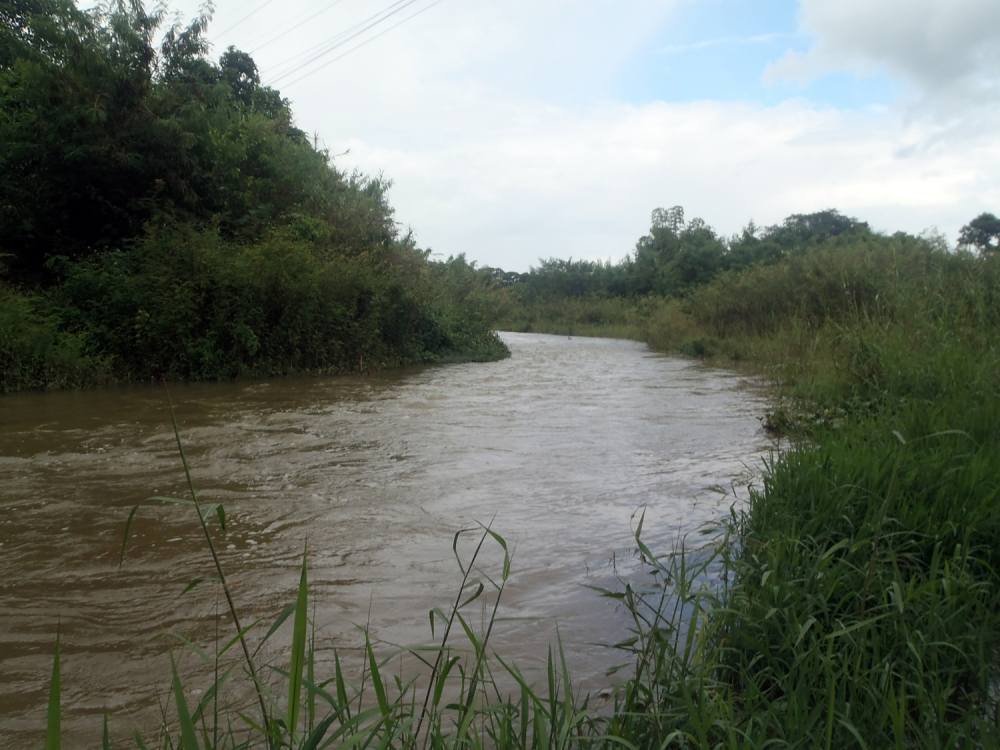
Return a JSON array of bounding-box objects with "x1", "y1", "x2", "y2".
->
[
  {"x1": 498, "y1": 207, "x2": 878, "y2": 301},
  {"x1": 0, "y1": 0, "x2": 386, "y2": 280},
  {"x1": 958, "y1": 213, "x2": 1000, "y2": 254},
  {"x1": 0, "y1": 0, "x2": 508, "y2": 390}
]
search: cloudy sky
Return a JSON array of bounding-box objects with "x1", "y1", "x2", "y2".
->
[{"x1": 166, "y1": 0, "x2": 1000, "y2": 270}]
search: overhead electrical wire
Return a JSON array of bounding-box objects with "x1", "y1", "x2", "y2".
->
[
  {"x1": 266, "y1": 0, "x2": 419, "y2": 82},
  {"x1": 266, "y1": 0, "x2": 427, "y2": 86},
  {"x1": 262, "y1": 1, "x2": 417, "y2": 81},
  {"x1": 279, "y1": 0, "x2": 448, "y2": 89},
  {"x1": 215, "y1": 0, "x2": 281, "y2": 39},
  {"x1": 249, "y1": 0, "x2": 350, "y2": 54}
]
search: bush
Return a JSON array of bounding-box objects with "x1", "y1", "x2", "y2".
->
[
  {"x1": 8, "y1": 225, "x2": 507, "y2": 389},
  {"x1": 0, "y1": 286, "x2": 109, "y2": 392}
]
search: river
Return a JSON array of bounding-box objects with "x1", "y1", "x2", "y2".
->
[{"x1": 0, "y1": 332, "x2": 770, "y2": 747}]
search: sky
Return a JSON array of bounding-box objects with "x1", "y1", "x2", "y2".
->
[{"x1": 160, "y1": 0, "x2": 1000, "y2": 270}]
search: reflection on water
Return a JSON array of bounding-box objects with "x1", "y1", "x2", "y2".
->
[{"x1": 0, "y1": 333, "x2": 770, "y2": 747}]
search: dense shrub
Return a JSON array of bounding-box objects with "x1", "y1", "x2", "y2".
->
[
  {"x1": 0, "y1": 2, "x2": 507, "y2": 391},
  {"x1": 0, "y1": 287, "x2": 110, "y2": 392}
]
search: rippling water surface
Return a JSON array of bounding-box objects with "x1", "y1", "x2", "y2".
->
[{"x1": 0, "y1": 333, "x2": 770, "y2": 747}]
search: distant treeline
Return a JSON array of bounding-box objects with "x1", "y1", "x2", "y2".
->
[
  {"x1": 489, "y1": 204, "x2": 1000, "y2": 335},
  {"x1": 489, "y1": 199, "x2": 1000, "y2": 743},
  {"x1": 0, "y1": 1, "x2": 506, "y2": 392},
  {"x1": 594, "y1": 218, "x2": 1000, "y2": 747},
  {"x1": 493, "y1": 205, "x2": 1000, "y2": 300}
]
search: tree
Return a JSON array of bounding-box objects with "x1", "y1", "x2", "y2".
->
[
  {"x1": 219, "y1": 46, "x2": 260, "y2": 105},
  {"x1": 764, "y1": 209, "x2": 870, "y2": 252},
  {"x1": 0, "y1": 1, "x2": 338, "y2": 279},
  {"x1": 631, "y1": 208, "x2": 727, "y2": 295},
  {"x1": 958, "y1": 213, "x2": 1000, "y2": 254},
  {"x1": 650, "y1": 205, "x2": 685, "y2": 234},
  {"x1": 0, "y1": 0, "x2": 162, "y2": 278}
]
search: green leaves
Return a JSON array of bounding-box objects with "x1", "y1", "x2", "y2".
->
[
  {"x1": 286, "y1": 545, "x2": 309, "y2": 743},
  {"x1": 2, "y1": 0, "x2": 508, "y2": 391},
  {"x1": 170, "y1": 654, "x2": 200, "y2": 750}
]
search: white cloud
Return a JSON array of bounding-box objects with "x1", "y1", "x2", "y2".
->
[
  {"x1": 163, "y1": 0, "x2": 1000, "y2": 270},
  {"x1": 658, "y1": 32, "x2": 792, "y2": 56},
  {"x1": 334, "y1": 97, "x2": 998, "y2": 270},
  {"x1": 766, "y1": 0, "x2": 1000, "y2": 102}
]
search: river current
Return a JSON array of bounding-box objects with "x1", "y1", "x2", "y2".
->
[{"x1": 0, "y1": 332, "x2": 770, "y2": 747}]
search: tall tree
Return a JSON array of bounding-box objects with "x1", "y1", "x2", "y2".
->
[{"x1": 958, "y1": 213, "x2": 1000, "y2": 254}]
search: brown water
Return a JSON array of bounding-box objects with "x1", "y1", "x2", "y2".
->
[{"x1": 0, "y1": 332, "x2": 770, "y2": 747}]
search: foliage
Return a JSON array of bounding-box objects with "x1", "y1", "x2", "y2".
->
[
  {"x1": 37, "y1": 228, "x2": 1000, "y2": 747},
  {"x1": 0, "y1": 1, "x2": 507, "y2": 391},
  {"x1": 0, "y1": 0, "x2": 327, "y2": 277},
  {"x1": 614, "y1": 232, "x2": 1000, "y2": 745},
  {"x1": 631, "y1": 207, "x2": 728, "y2": 295},
  {"x1": 52, "y1": 227, "x2": 494, "y2": 379},
  {"x1": 496, "y1": 293, "x2": 649, "y2": 339},
  {"x1": 0, "y1": 284, "x2": 110, "y2": 391},
  {"x1": 494, "y1": 207, "x2": 878, "y2": 326},
  {"x1": 495, "y1": 227, "x2": 1000, "y2": 745},
  {"x1": 958, "y1": 211, "x2": 1000, "y2": 254}
]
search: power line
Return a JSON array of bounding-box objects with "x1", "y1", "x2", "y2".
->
[
  {"x1": 280, "y1": 0, "x2": 447, "y2": 89},
  {"x1": 249, "y1": 0, "x2": 350, "y2": 54},
  {"x1": 215, "y1": 0, "x2": 281, "y2": 39},
  {"x1": 267, "y1": 0, "x2": 424, "y2": 85},
  {"x1": 266, "y1": 0, "x2": 417, "y2": 82},
  {"x1": 263, "y1": 1, "x2": 417, "y2": 80}
]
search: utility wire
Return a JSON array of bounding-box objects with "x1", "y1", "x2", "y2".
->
[
  {"x1": 266, "y1": 0, "x2": 416, "y2": 81},
  {"x1": 280, "y1": 0, "x2": 447, "y2": 89},
  {"x1": 263, "y1": 2, "x2": 411, "y2": 80},
  {"x1": 215, "y1": 0, "x2": 281, "y2": 39},
  {"x1": 250, "y1": 0, "x2": 350, "y2": 54},
  {"x1": 267, "y1": 0, "x2": 424, "y2": 85}
]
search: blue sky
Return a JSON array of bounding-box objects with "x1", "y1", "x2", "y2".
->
[
  {"x1": 161, "y1": 0, "x2": 999, "y2": 270},
  {"x1": 617, "y1": 0, "x2": 898, "y2": 109}
]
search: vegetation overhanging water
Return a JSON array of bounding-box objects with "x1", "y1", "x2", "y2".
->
[
  {"x1": 4, "y1": 1, "x2": 1000, "y2": 746},
  {"x1": 490, "y1": 234, "x2": 1000, "y2": 747},
  {"x1": 5, "y1": 333, "x2": 769, "y2": 747}
]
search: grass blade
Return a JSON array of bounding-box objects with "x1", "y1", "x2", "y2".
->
[
  {"x1": 170, "y1": 654, "x2": 200, "y2": 750},
  {"x1": 287, "y1": 544, "x2": 309, "y2": 743},
  {"x1": 165, "y1": 390, "x2": 270, "y2": 735}
]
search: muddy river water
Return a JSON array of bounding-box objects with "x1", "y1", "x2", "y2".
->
[{"x1": 0, "y1": 332, "x2": 771, "y2": 747}]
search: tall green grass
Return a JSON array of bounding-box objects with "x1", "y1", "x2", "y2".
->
[
  {"x1": 490, "y1": 236, "x2": 1000, "y2": 745},
  {"x1": 621, "y1": 237, "x2": 1000, "y2": 745},
  {"x1": 494, "y1": 294, "x2": 650, "y2": 341},
  {"x1": 65, "y1": 403, "x2": 604, "y2": 748},
  {"x1": 42, "y1": 236, "x2": 1000, "y2": 746}
]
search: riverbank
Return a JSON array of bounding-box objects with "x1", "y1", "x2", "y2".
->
[
  {"x1": 0, "y1": 2, "x2": 509, "y2": 395},
  {"x1": 507, "y1": 236, "x2": 1000, "y2": 745},
  {"x1": 14, "y1": 333, "x2": 768, "y2": 747},
  {"x1": 32, "y1": 236, "x2": 1000, "y2": 747},
  {"x1": 0, "y1": 236, "x2": 511, "y2": 394}
]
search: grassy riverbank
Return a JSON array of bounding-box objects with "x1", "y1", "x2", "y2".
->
[
  {"x1": 0, "y1": 233, "x2": 509, "y2": 393},
  {"x1": 621, "y1": 237, "x2": 1000, "y2": 745},
  {"x1": 494, "y1": 295, "x2": 648, "y2": 341},
  {"x1": 36, "y1": 239, "x2": 996, "y2": 750},
  {"x1": 500, "y1": 234, "x2": 1000, "y2": 745},
  {"x1": 39, "y1": 235, "x2": 1000, "y2": 747}
]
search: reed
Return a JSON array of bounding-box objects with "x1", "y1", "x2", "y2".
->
[
  {"x1": 86, "y1": 410, "x2": 591, "y2": 748},
  {"x1": 42, "y1": 238, "x2": 1000, "y2": 747}
]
